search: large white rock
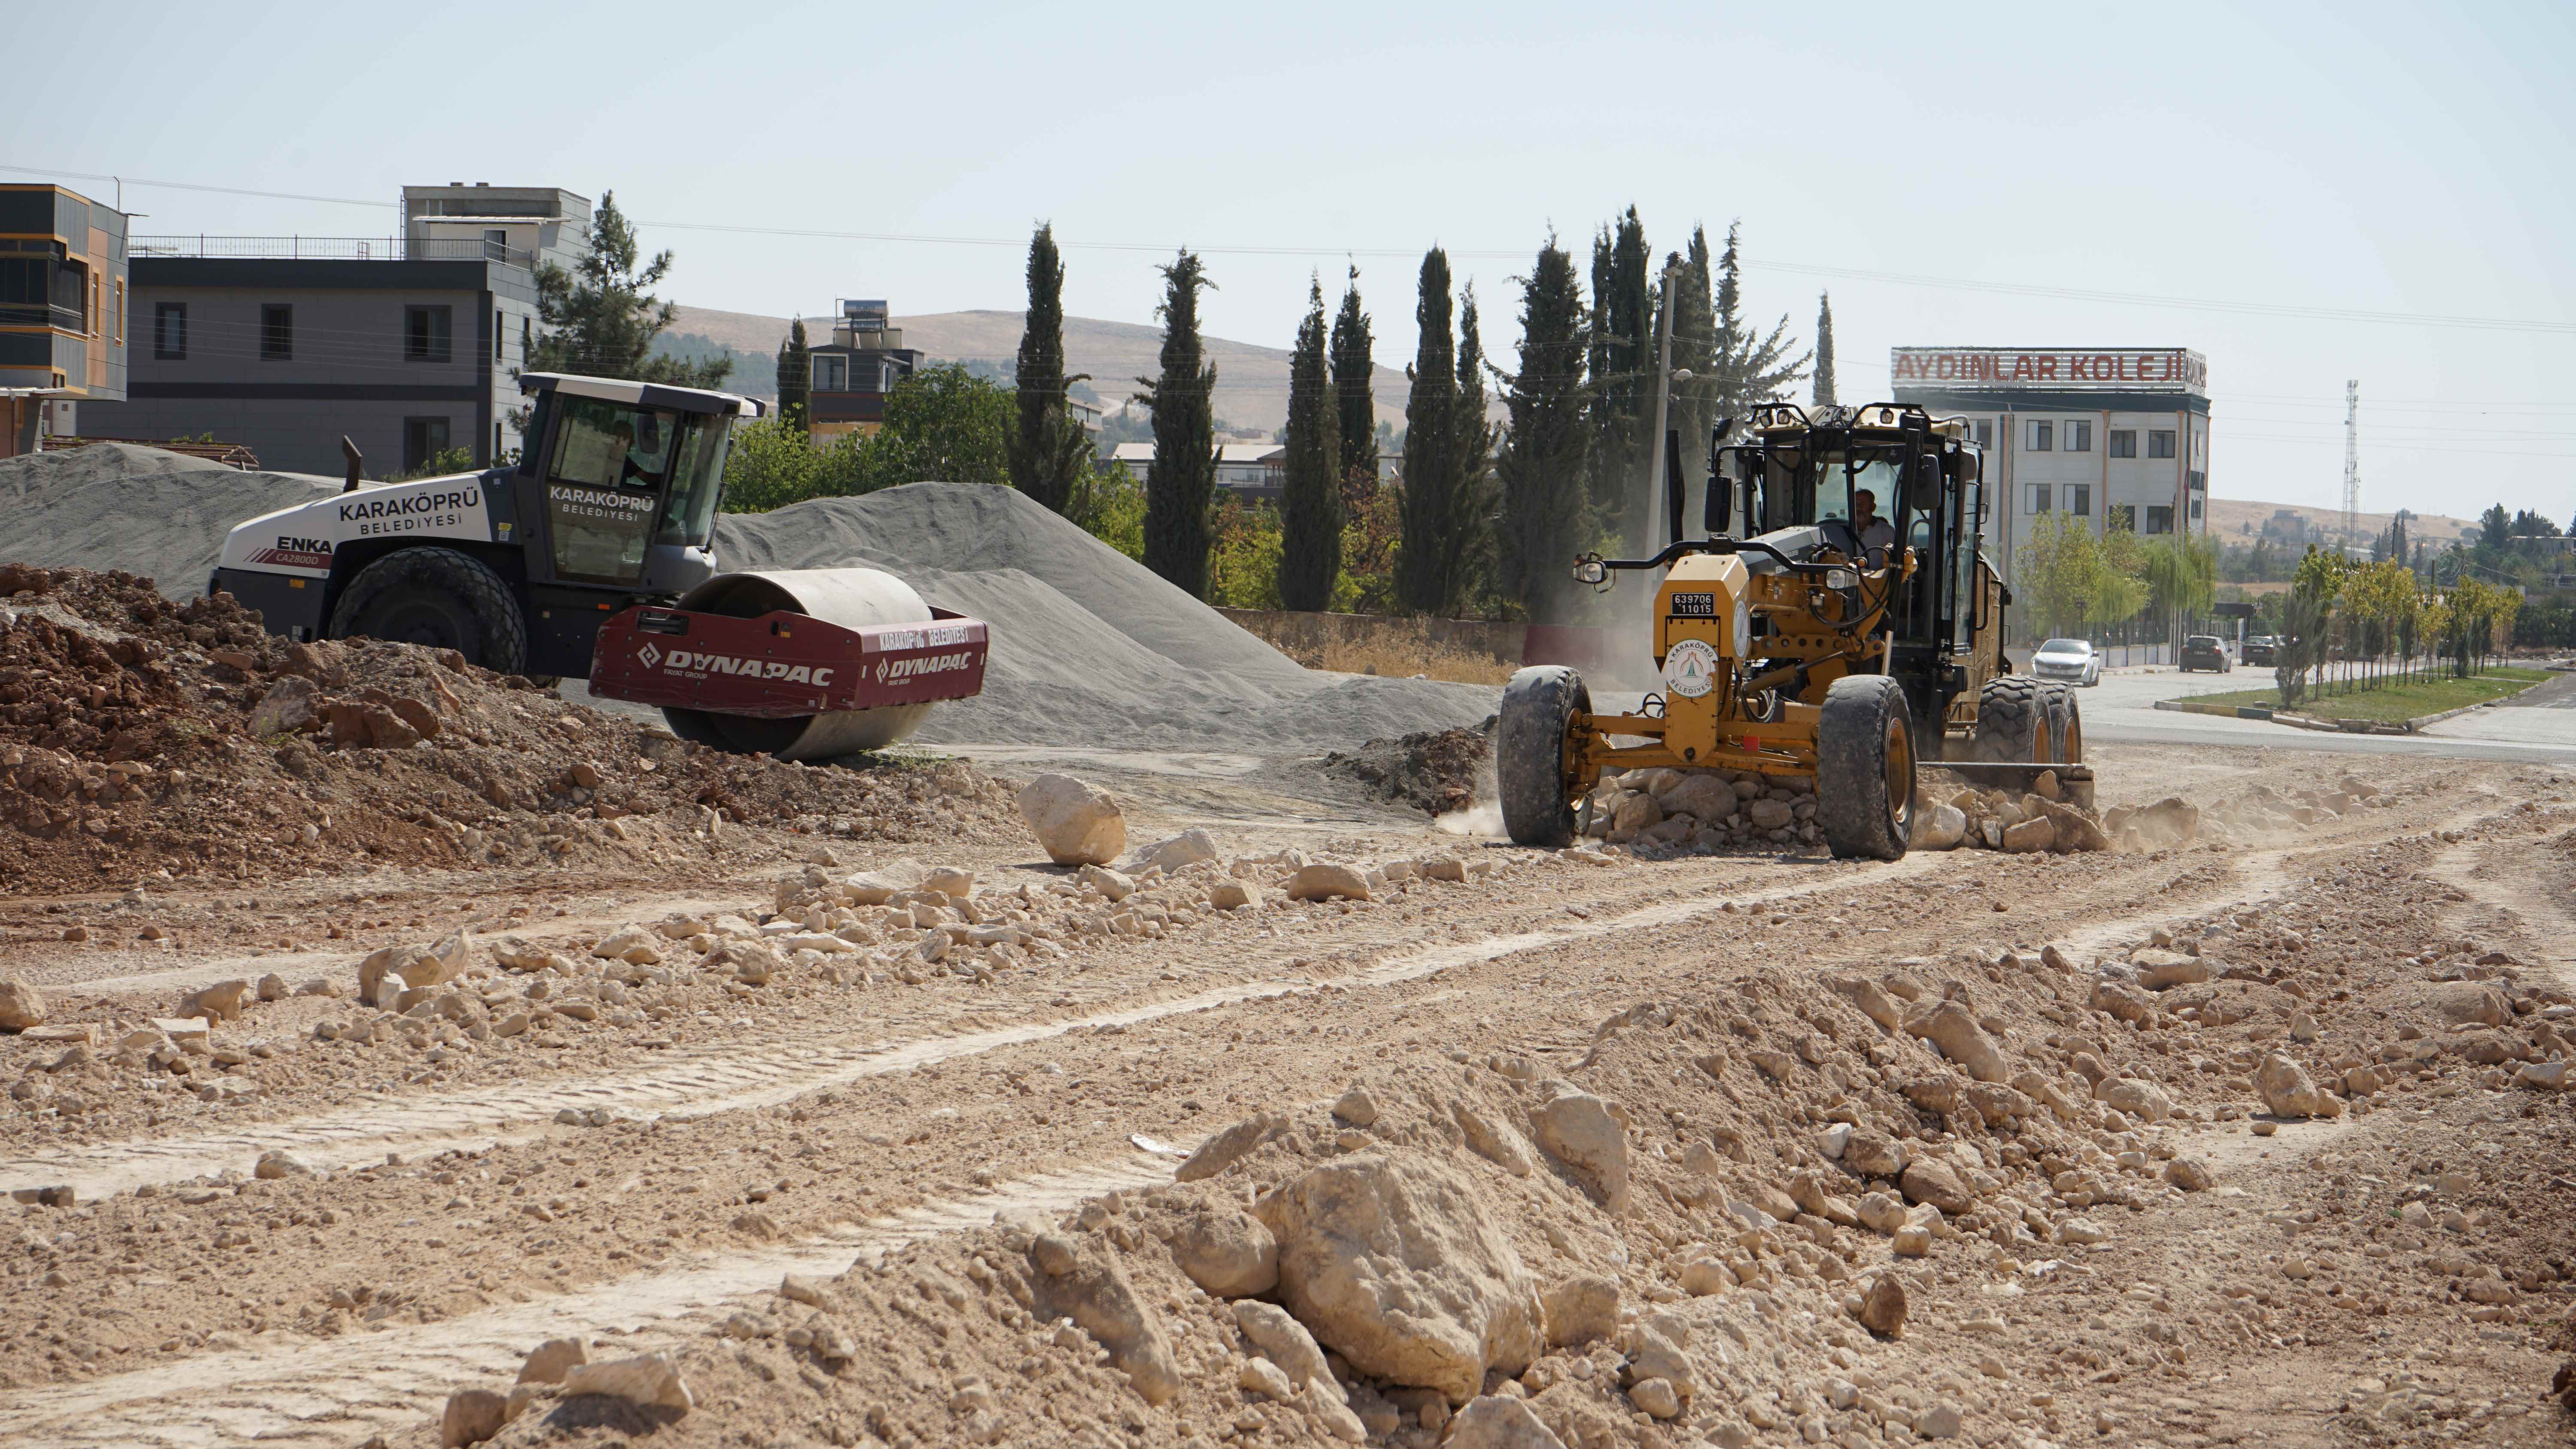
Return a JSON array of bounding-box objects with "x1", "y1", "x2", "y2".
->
[
  {"x1": 1910, "y1": 803, "x2": 1967, "y2": 850},
  {"x1": 1528, "y1": 1088, "x2": 1630, "y2": 1214},
  {"x1": 1019, "y1": 773, "x2": 1126, "y2": 867},
  {"x1": 1133, "y1": 828, "x2": 1219, "y2": 873},
  {"x1": 1254, "y1": 1153, "x2": 1546, "y2": 1405},
  {"x1": 560, "y1": 1352, "x2": 693, "y2": 1413}
]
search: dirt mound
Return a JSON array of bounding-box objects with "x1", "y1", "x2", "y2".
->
[
  {"x1": 0, "y1": 564, "x2": 1019, "y2": 894},
  {"x1": 1323, "y1": 719, "x2": 1495, "y2": 815},
  {"x1": 0, "y1": 444, "x2": 343, "y2": 602},
  {"x1": 713, "y1": 482, "x2": 1495, "y2": 749}
]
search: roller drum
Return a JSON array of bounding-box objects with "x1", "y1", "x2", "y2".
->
[{"x1": 659, "y1": 567, "x2": 937, "y2": 760}]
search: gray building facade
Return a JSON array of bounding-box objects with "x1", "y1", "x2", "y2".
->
[{"x1": 79, "y1": 250, "x2": 539, "y2": 477}]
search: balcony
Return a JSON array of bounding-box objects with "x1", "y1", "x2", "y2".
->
[{"x1": 129, "y1": 235, "x2": 536, "y2": 272}]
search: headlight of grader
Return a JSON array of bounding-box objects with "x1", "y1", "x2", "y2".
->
[
  {"x1": 1825, "y1": 568, "x2": 1856, "y2": 590},
  {"x1": 1571, "y1": 556, "x2": 1609, "y2": 587}
]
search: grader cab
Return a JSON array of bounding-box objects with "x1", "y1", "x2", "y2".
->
[{"x1": 1498, "y1": 402, "x2": 2081, "y2": 859}]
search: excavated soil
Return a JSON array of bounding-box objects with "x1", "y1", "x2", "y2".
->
[
  {"x1": 1321, "y1": 721, "x2": 1495, "y2": 817},
  {"x1": 3, "y1": 736, "x2": 2574, "y2": 1449},
  {"x1": 0, "y1": 564, "x2": 1018, "y2": 895}
]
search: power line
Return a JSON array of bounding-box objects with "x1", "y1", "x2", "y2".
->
[{"x1": 14, "y1": 162, "x2": 2573, "y2": 336}]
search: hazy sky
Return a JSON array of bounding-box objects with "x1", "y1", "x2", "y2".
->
[{"x1": 13, "y1": 0, "x2": 2571, "y2": 522}]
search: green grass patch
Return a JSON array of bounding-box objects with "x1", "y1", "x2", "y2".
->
[{"x1": 2178, "y1": 668, "x2": 2547, "y2": 722}]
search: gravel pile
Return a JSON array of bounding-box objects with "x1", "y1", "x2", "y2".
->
[
  {"x1": 714, "y1": 482, "x2": 1495, "y2": 750},
  {"x1": 0, "y1": 444, "x2": 341, "y2": 601}
]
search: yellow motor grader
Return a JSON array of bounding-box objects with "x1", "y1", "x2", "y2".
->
[{"x1": 1499, "y1": 401, "x2": 2081, "y2": 858}]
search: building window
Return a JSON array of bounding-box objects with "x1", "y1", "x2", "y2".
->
[
  {"x1": 403, "y1": 416, "x2": 452, "y2": 473},
  {"x1": 495, "y1": 420, "x2": 506, "y2": 464},
  {"x1": 2069, "y1": 484, "x2": 2091, "y2": 517},
  {"x1": 495, "y1": 306, "x2": 505, "y2": 362},
  {"x1": 2064, "y1": 420, "x2": 2091, "y2": 452},
  {"x1": 815, "y1": 355, "x2": 847, "y2": 392},
  {"x1": 113, "y1": 279, "x2": 124, "y2": 345},
  {"x1": 2146, "y1": 505, "x2": 2174, "y2": 534},
  {"x1": 261, "y1": 304, "x2": 293, "y2": 361},
  {"x1": 2108, "y1": 429, "x2": 2136, "y2": 458},
  {"x1": 2110, "y1": 504, "x2": 2136, "y2": 532},
  {"x1": 2148, "y1": 429, "x2": 2176, "y2": 459},
  {"x1": 2026, "y1": 420, "x2": 2053, "y2": 452},
  {"x1": 2186, "y1": 469, "x2": 2206, "y2": 493},
  {"x1": 2189, "y1": 497, "x2": 2204, "y2": 521},
  {"x1": 1973, "y1": 421, "x2": 1992, "y2": 449},
  {"x1": 2025, "y1": 483, "x2": 2053, "y2": 514},
  {"x1": 153, "y1": 302, "x2": 187, "y2": 360},
  {"x1": 406, "y1": 305, "x2": 453, "y2": 363}
]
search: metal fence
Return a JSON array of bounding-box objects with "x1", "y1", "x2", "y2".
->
[{"x1": 130, "y1": 235, "x2": 536, "y2": 271}]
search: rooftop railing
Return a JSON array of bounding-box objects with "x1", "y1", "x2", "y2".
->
[{"x1": 130, "y1": 235, "x2": 538, "y2": 271}]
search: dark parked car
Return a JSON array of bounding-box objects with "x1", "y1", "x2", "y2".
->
[
  {"x1": 2179, "y1": 634, "x2": 2233, "y2": 673},
  {"x1": 2242, "y1": 634, "x2": 2278, "y2": 666}
]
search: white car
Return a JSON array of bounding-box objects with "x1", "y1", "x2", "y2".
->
[{"x1": 2031, "y1": 637, "x2": 2102, "y2": 687}]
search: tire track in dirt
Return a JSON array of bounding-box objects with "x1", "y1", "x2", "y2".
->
[
  {"x1": 0, "y1": 1158, "x2": 1178, "y2": 1448},
  {"x1": 2, "y1": 855, "x2": 1946, "y2": 1200}
]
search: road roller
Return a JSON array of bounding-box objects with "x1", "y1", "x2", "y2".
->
[{"x1": 209, "y1": 371, "x2": 986, "y2": 758}]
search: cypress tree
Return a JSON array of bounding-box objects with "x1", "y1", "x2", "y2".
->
[
  {"x1": 1668, "y1": 226, "x2": 1719, "y2": 494},
  {"x1": 1812, "y1": 291, "x2": 1837, "y2": 405},
  {"x1": 775, "y1": 317, "x2": 810, "y2": 434},
  {"x1": 1278, "y1": 278, "x2": 1342, "y2": 611},
  {"x1": 1448, "y1": 286, "x2": 1495, "y2": 615},
  {"x1": 1585, "y1": 208, "x2": 1653, "y2": 552},
  {"x1": 1009, "y1": 223, "x2": 1091, "y2": 514},
  {"x1": 1708, "y1": 221, "x2": 1809, "y2": 417},
  {"x1": 1498, "y1": 237, "x2": 1590, "y2": 621},
  {"x1": 1330, "y1": 269, "x2": 1376, "y2": 509},
  {"x1": 1395, "y1": 249, "x2": 1458, "y2": 616},
  {"x1": 1138, "y1": 250, "x2": 1218, "y2": 597}
]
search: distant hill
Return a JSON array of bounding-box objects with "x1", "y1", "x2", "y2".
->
[
  {"x1": 2204, "y1": 494, "x2": 2480, "y2": 549},
  {"x1": 666, "y1": 305, "x2": 1414, "y2": 437}
]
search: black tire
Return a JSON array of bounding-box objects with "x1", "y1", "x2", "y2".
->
[
  {"x1": 1498, "y1": 665, "x2": 1589, "y2": 847},
  {"x1": 1971, "y1": 674, "x2": 2049, "y2": 762},
  {"x1": 1817, "y1": 674, "x2": 1914, "y2": 861},
  {"x1": 2038, "y1": 681, "x2": 2083, "y2": 764},
  {"x1": 328, "y1": 546, "x2": 526, "y2": 673}
]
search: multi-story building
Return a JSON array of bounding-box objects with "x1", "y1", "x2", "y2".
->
[
  {"x1": 805, "y1": 300, "x2": 924, "y2": 443},
  {"x1": 400, "y1": 184, "x2": 590, "y2": 276},
  {"x1": 0, "y1": 182, "x2": 128, "y2": 458},
  {"x1": 1889, "y1": 346, "x2": 2210, "y2": 580}
]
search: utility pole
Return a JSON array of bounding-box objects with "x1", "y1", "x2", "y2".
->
[{"x1": 2342, "y1": 379, "x2": 2360, "y2": 552}]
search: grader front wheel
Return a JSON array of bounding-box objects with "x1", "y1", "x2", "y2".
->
[
  {"x1": 1971, "y1": 675, "x2": 2050, "y2": 762},
  {"x1": 1499, "y1": 665, "x2": 1591, "y2": 847},
  {"x1": 1818, "y1": 675, "x2": 1915, "y2": 861},
  {"x1": 2040, "y1": 682, "x2": 2084, "y2": 763}
]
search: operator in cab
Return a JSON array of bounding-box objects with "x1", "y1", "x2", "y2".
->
[{"x1": 1851, "y1": 489, "x2": 1897, "y2": 568}]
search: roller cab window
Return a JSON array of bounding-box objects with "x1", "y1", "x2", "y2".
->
[{"x1": 541, "y1": 397, "x2": 686, "y2": 586}]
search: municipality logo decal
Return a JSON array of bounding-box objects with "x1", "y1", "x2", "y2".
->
[{"x1": 635, "y1": 642, "x2": 662, "y2": 670}]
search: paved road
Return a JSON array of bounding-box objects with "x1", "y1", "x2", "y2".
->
[{"x1": 2075, "y1": 663, "x2": 2576, "y2": 763}]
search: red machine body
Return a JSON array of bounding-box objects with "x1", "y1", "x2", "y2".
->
[{"x1": 589, "y1": 603, "x2": 989, "y2": 718}]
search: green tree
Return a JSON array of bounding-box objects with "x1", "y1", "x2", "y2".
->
[
  {"x1": 1008, "y1": 224, "x2": 1093, "y2": 515},
  {"x1": 1277, "y1": 277, "x2": 1343, "y2": 612},
  {"x1": 1395, "y1": 249, "x2": 1460, "y2": 615},
  {"x1": 774, "y1": 318, "x2": 809, "y2": 433},
  {"x1": 1449, "y1": 285, "x2": 1498, "y2": 615},
  {"x1": 1330, "y1": 270, "x2": 1377, "y2": 508},
  {"x1": 716, "y1": 416, "x2": 820, "y2": 513},
  {"x1": 1586, "y1": 208, "x2": 1654, "y2": 553},
  {"x1": 1072, "y1": 459, "x2": 1147, "y2": 560},
  {"x1": 1666, "y1": 227, "x2": 1718, "y2": 497},
  {"x1": 1208, "y1": 498, "x2": 1285, "y2": 609},
  {"x1": 1138, "y1": 251, "x2": 1218, "y2": 597},
  {"x1": 2141, "y1": 533, "x2": 2217, "y2": 651},
  {"x1": 869, "y1": 362, "x2": 1015, "y2": 486},
  {"x1": 526, "y1": 191, "x2": 730, "y2": 387},
  {"x1": 1811, "y1": 291, "x2": 1837, "y2": 406},
  {"x1": 2478, "y1": 503, "x2": 2511, "y2": 550},
  {"x1": 1705, "y1": 222, "x2": 1808, "y2": 419},
  {"x1": 1497, "y1": 237, "x2": 1592, "y2": 621}
]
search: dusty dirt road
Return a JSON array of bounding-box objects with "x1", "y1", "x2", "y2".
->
[{"x1": 5, "y1": 723, "x2": 2575, "y2": 1449}]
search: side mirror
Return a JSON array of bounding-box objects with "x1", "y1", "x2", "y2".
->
[
  {"x1": 1571, "y1": 556, "x2": 1609, "y2": 588},
  {"x1": 1704, "y1": 439, "x2": 1733, "y2": 535}
]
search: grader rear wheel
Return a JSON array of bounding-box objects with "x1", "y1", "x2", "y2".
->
[
  {"x1": 1817, "y1": 675, "x2": 1915, "y2": 860},
  {"x1": 1971, "y1": 674, "x2": 2050, "y2": 762},
  {"x1": 1499, "y1": 665, "x2": 1590, "y2": 847},
  {"x1": 2039, "y1": 682, "x2": 2084, "y2": 763}
]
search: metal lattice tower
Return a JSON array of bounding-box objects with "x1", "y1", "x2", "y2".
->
[{"x1": 2342, "y1": 379, "x2": 2360, "y2": 547}]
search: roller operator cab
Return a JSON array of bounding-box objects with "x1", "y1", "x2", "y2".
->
[
  {"x1": 1498, "y1": 401, "x2": 2082, "y2": 860},
  {"x1": 210, "y1": 373, "x2": 763, "y2": 679}
]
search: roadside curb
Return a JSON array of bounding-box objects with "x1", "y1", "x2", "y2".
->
[{"x1": 2152, "y1": 690, "x2": 2525, "y2": 735}]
